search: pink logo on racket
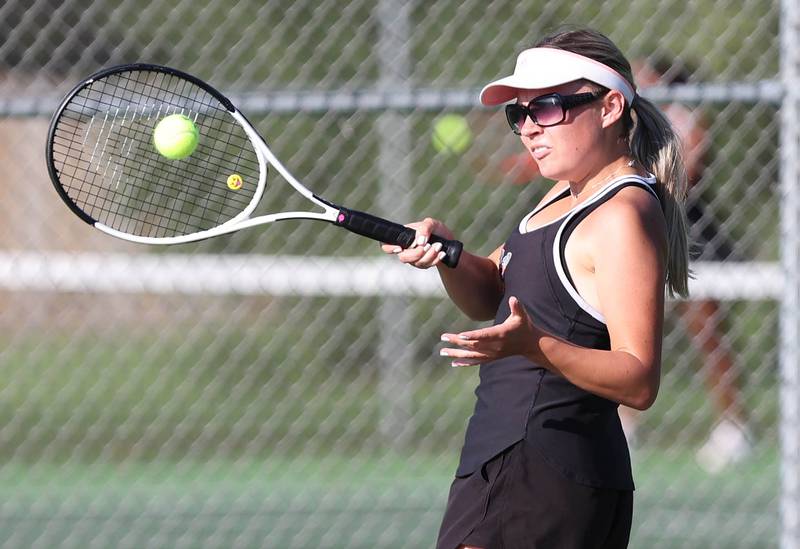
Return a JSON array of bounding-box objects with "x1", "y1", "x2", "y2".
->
[{"x1": 337, "y1": 213, "x2": 346, "y2": 223}]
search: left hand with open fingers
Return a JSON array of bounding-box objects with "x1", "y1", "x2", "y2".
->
[{"x1": 440, "y1": 296, "x2": 541, "y2": 367}]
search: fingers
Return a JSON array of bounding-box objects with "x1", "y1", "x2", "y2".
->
[
  {"x1": 380, "y1": 218, "x2": 451, "y2": 269},
  {"x1": 399, "y1": 218, "x2": 436, "y2": 250},
  {"x1": 387, "y1": 240, "x2": 446, "y2": 269},
  {"x1": 508, "y1": 295, "x2": 527, "y2": 318},
  {"x1": 439, "y1": 345, "x2": 490, "y2": 367},
  {"x1": 440, "y1": 332, "x2": 495, "y2": 367},
  {"x1": 412, "y1": 217, "x2": 456, "y2": 243},
  {"x1": 446, "y1": 358, "x2": 483, "y2": 367},
  {"x1": 406, "y1": 241, "x2": 447, "y2": 268},
  {"x1": 380, "y1": 242, "x2": 403, "y2": 254},
  {"x1": 441, "y1": 328, "x2": 496, "y2": 343}
]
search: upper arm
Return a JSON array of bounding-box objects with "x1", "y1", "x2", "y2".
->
[{"x1": 592, "y1": 188, "x2": 667, "y2": 369}]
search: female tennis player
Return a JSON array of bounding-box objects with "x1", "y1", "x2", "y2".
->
[{"x1": 383, "y1": 27, "x2": 689, "y2": 548}]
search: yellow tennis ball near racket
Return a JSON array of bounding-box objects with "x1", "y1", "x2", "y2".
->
[
  {"x1": 431, "y1": 114, "x2": 472, "y2": 155},
  {"x1": 227, "y1": 174, "x2": 243, "y2": 190},
  {"x1": 153, "y1": 114, "x2": 199, "y2": 160}
]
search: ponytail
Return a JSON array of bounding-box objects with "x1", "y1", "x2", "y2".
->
[{"x1": 629, "y1": 96, "x2": 690, "y2": 297}]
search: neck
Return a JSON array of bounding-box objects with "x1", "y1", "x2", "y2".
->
[{"x1": 568, "y1": 154, "x2": 639, "y2": 199}]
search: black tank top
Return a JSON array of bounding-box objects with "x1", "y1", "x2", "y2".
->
[{"x1": 456, "y1": 176, "x2": 659, "y2": 490}]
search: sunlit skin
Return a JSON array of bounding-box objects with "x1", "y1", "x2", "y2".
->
[{"x1": 382, "y1": 79, "x2": 668, "y2": 416}]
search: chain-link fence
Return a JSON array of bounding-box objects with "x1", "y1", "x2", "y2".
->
[{"x1": 0, "y1": 0, "x2": 792, "y2": 547}]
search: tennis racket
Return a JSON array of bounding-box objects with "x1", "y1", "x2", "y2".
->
[{"x1": 45, "y1": 63, "x2": 463, "y2": 267}]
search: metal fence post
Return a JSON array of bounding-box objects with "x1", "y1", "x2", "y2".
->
[
  {"x1": 780, "y1": 1, "x2": 800, "y2": 547},
  {"x1": 376, "y1": 0, "x2": 415, "y2": 449}
]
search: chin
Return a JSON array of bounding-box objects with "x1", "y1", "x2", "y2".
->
[
  {"x1": 537, "y1": 164, "x2": 566, "y2": 181},
  {"x1": 538, "y1": 160, "x2": 580, "y2": 183}
]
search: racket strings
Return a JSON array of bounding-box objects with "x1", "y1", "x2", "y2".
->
[
  {"x1": 50, "y1": 68, "x2": 262, "y2": 238},
  {"x1": 107, "y1": 72, "x2": 256, "y2": 233}
]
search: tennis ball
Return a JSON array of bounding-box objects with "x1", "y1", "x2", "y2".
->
[
  {"x1": 153, "y1": 114, "x2": 199, "y2": 160},
  {"x1": 432, "y1": 114, "x2": 472, "y2": 155}
]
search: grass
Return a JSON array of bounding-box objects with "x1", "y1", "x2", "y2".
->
[{"x1": 0, "y1": 448, "x2": 778, "y2": 548}]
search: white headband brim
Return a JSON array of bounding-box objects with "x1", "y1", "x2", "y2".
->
[{"x1": 480, "y1": 47, "x2": 636, "y2": 106}]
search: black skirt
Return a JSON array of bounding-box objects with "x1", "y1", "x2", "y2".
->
[{"x1": 436, "y1": 439, "x2": 633, "y2": 549}]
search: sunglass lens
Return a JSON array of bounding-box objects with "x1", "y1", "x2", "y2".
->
[
  {"x1": 505, "y1": 104, "x2": 526, "y2": 133},
  {"x1": 531, "y1": 98, "x2": 564, "y2": 126}
]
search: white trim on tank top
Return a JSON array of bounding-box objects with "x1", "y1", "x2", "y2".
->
[{"x1": 549, "y1": 175, "x2": 658, "y2": 324}]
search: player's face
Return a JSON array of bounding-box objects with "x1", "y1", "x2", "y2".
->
[{"x1": 515, "y1": 82, "x2": 608, "y2": 183}]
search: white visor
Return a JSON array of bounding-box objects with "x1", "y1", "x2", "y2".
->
[{"x1": 480, "y1": 47, "x2": 636, "y2": 106}]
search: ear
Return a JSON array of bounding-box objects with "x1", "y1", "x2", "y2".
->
[{"x1": 600, "y1": 90, "x2": 627, "y2": 129}]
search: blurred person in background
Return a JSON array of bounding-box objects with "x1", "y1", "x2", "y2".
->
[
  {"x1": 622, "y1": 56, "x2": 753, "y2": 473},
  {"x1": 384, "y1": 27, "x2": 689, "y2": 549}
]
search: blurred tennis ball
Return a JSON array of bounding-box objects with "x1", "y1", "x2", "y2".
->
[
  {"x1": 431, "y1": 114, "x2": 472, "y2": 154},
  {"x1": 153, "y1": 114, "x2": 199, "y2": 160}
]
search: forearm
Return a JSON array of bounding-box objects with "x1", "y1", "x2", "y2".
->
[
  {"x1": 535, "y1": 335, "x2": 660, "y2": 410},
  {"x1": 437, "y1": 251, "x2": 504, "y2": 321},
  {"x1": 381, "y1": 217, "x2": 504, "y2": 319}
]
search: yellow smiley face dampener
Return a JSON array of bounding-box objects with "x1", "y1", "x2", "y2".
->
[{"x1": 227, "y1": 174, "x2": 243, "y2": 190}]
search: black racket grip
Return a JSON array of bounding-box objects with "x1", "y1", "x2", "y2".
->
[{"x1": 335, "y1": 206, "x2": 463, "y2": 268}]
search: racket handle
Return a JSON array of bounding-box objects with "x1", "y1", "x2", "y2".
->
[{"x1": 335, "y1": 207, "x2": 463, "y2": 268}]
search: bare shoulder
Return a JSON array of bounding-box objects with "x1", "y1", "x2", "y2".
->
[
  {"x1": 597, "y1": 184, "x2": 663, "y2": 224},
  {"x1": 587, "y1": 184, "x2": 667, "y2": 250}
]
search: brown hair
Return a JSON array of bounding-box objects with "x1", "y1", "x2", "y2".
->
[{"x1": 536, "y1": 27, "x2": 690, "y2": 297}]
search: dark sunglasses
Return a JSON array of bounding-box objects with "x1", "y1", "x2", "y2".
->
[{"x1": 505, "y1": 91, "x2": 607, "y2": 134}]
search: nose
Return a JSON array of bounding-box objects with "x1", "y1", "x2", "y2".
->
[{"x1": 518, "y1": 115, "x2": 542, "y2": 137}]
